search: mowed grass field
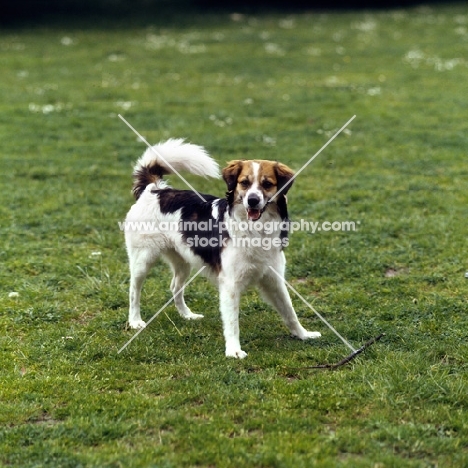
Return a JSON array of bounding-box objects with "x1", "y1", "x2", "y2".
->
[{"x1": 1, "y1": 4, "x2": 468, "y2": 466}]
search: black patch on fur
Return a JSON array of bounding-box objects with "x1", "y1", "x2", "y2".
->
[
  {"x1": 132, "y1": 164, "x2": 169, "y2": 200},
  {"x1": 225, "y1": 190, "x2": 235, "y2": 210},
  {"x1": 155, "y1": 190, "x2": 230, "y2": 271},
  {"x1": 275, "y1": 194, "x2": 290, "y2": 243}
]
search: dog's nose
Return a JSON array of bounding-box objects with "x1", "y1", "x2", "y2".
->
[{"x1": 247, "y1": 194, "x2": 261, "y2": 207}]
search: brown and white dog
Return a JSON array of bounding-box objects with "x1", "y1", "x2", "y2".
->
[{"x1": 123, "y1": 139, "x2": 321, "y2": 358}]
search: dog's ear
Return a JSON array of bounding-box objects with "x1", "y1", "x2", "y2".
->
[
  {"x1": 275, "y1": 162, "x2": 295, "y2": 195},
  {"x1": 222, "y1": 160, "x2": 244, "y2": 191}
]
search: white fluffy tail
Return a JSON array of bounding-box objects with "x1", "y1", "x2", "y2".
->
[{"x1": 132, "y1": 138, "x2": 220, "y2": 199}]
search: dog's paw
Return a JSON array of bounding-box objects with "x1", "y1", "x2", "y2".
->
[
  {"x1": 293, "y1": 330, "x2": 321, "y2": 340},
  {"x1": 225, "y1": 348, "x2": 248, "y2": 359},
  {"x1": 184, "y1": 312, "x2": 204, "y2": 320},
  {"x1": 129, "y1": 320, "x2": 147, "y2": 330}
]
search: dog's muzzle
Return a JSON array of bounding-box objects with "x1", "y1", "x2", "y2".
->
[{"x1": 246, "y1": 194, "x2": 262, "y2": 221}]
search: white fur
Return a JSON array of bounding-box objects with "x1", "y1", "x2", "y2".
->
[
  {"x1": 211, "y1": 199, "x2": 219, "y2": 219},
  {"x1": 124, "y1": 142, "x2": 321, "y2": 359},
  {"x1": 243, "y1": 161, "x2": 266, "y2": 212},
  {"x1": 135, "y1": 138, "x2": 221, "y2": 180}
]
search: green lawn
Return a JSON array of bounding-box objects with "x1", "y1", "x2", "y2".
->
[{"x1": 1, "y1": 4, "x2": 468, "y2": 467}]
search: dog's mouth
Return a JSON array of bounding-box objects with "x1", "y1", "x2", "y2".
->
[{"x1": 247, "y1": 208, "x2": 262, "y2": 221}]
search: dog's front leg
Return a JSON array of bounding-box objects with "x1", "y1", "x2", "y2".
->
[
  {"x1": 219, "y1": 281, "x2": 247, "y2": 359},
  {"x1": 259, "y1": 269, "x2": 321, "y2": 340}
]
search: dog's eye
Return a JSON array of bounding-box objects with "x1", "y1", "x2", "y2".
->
[
  {"x1": 262, "y1": 180, "x2": 274, "y2": 189},
  {"x1": 239, "y1": 179, "x2": 250, "y2": 188}
]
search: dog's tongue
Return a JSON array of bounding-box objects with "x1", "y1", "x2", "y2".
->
[{"x1": 247, "y1": 209, "x2": 261, "y2": 221}]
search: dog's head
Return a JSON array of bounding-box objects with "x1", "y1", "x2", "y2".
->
[{"x1": 222, "y1": 160, "x2": 295, "y2": 220}]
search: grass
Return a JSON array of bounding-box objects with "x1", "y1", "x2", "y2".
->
[{"x1": 1, "y1": 3, "x2": 468, "y2": 466}]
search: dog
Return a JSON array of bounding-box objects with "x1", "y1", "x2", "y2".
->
[{"x1": 124, "y1": 138, "x2": 321, "y2": 358}]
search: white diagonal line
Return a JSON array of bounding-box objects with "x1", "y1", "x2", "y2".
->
[
  {"x1": 118, "y1": 114, "x2": 208, "y2": 202},
  {"x1": 118, "y1": 266, "x2": 206, "y2": 354},
  {"x1": 269, "y1": 115, "x2": 356, "y2": 204},
  {"x1": 269, "y1": 266, "x2": 357, "y2": 352}
]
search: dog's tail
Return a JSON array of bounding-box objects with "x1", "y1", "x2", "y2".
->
[{"x1": 132, "y1": 138, "x2": 221, "y2": 199}]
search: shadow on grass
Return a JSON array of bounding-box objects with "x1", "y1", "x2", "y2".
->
[{"x1": 2, "y1": 0, "x2": 466, "y2": 28}]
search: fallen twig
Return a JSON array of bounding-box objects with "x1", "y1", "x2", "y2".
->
[{"x1": 299, "y1": 333, "x2": 386, "y2": 370}]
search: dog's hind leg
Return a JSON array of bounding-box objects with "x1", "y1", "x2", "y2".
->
[
  {"x1": 164, "y1": 251, "x2": 204, "y2": 320},
  {"x1": 128, "y1": 247, "x2": 158, "y2": 329}
]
